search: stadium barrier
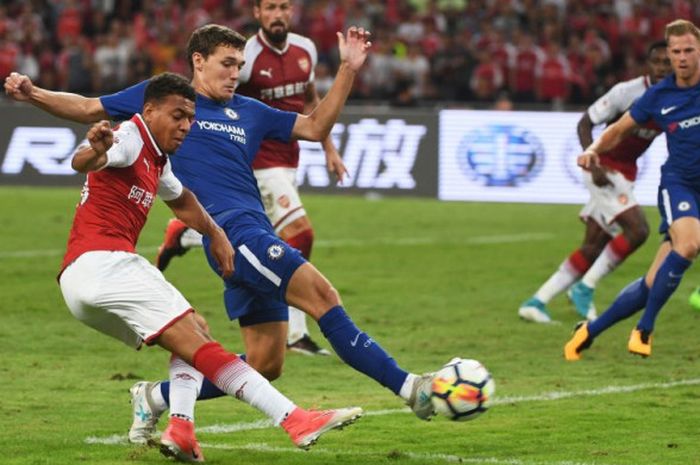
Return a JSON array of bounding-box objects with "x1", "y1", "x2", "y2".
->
[{"x1": 0, "y1": 103, "x2": 666, "y2": 206}]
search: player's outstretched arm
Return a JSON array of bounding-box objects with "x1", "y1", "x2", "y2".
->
[
  {"x1": 291, "y1": 27, "x2": 371, "y2": 142},
  {"x1": 71, "y1": 121, "x2": 113, "y2": 172},
  {"x1": 165, "y1": 189, "x2": 234, "y2": 278},
  {"x1": 4, "y1": 72, "x2": 108, "y2": 123},
  {"x1": 578, "y1": 111, "x2": 638, "y2": 169},
  {"x1": 304, "y1": 83, "x2": 348, "y2": 183}
]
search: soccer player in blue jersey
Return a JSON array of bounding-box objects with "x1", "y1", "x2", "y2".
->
[
  {"x1": 5, "y1": 24, "x2": 440, "y2": 441},
  {"x1": 565, "y1": 19, "x2": 700, "y2": 360}
]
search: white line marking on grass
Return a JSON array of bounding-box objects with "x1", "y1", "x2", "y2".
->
[
  {"x1": 0, "y1": 233, "x2": 553, "y2": 259},
  {"x1": 85, "y1": 377, "x2": 700, "y2": 447}
]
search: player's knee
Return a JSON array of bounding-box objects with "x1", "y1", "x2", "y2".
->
[
  {"x1": 248, "y1": 356, "x2": 284, "y2": 381},
  {"x1": 625, "y1": 224, "x2": 649, "y2": 248},
  {"x1": 675, "y1": 239, "x2": 700, "y2": 259},
  {"x1": 580, "y1": 243, "x2": 605, "y2": 260}
]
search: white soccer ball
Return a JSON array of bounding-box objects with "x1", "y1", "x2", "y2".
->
[{"x1": 430, "y1": 358, "x2": 495, "y2": 421}]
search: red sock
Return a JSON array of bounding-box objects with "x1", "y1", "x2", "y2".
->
[
  {"x1": 192, "y1": 342, "x2": 241, "y2": 385},
  {"x1": 609, "y1": 234, "x2": 633, "y2": 260},
  {"x1": 568, "y1": 249, "x2": 592, "y2": 274},
  {"x1": 286, "y1": 229, "x2": 314, "y2": 259}
]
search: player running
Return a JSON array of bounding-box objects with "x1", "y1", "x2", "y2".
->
[
  {"x1": 566, "y1": 19, "x2": 700, "y2": 359},
  {"x1": 5, "y1": 24, "x2": 441, "y2": 443},
  {"x1": 156, "y1": 0, "x2": 343, "y2": 356},
  {"x1": 519, "y1": 41, "x2": 671, "y2": 324},
  {"x1": 57, "y1": 72, "x2": 361, "y2": 462}
]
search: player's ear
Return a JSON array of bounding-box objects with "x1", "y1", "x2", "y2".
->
[
  {"x1": 142, "y1": 101, "x2": 155, "y2": 119},
  {"x1": 192, "y1": 52, "x2": 205, "y2": 72}
]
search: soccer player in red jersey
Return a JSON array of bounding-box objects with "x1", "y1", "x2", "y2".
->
[
  {"x1": 57, "y1": 72, "x2": 361, "y2": 460},
  {"x1": 155, "y1": 0, "x2": 345, "y2": 356},
  {"x1": 520, "y1": 41, "x2": 671, "y2": 324}
]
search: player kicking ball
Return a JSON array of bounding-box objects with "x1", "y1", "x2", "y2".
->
[{"x1": 57, "y1": 72, "x2": 361, "y2": 461}]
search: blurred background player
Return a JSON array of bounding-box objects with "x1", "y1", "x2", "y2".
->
[
  {"x1": 57, "y1": 72, "x2": 361, "y2": 461},
  {"x1": 155, "y1": 0, "x2": 345, "y2": 356},
  {"x1": 518, "y1": 41, "x2": 671, "y2": 324},
  {"x1": 566, "y1": 20, "x2": 700, "y2": 359}
]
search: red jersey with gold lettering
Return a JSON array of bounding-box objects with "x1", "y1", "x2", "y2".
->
[
  {"x1": 237, "y1": 30, "x2": 317, "y2": 169},
  {"x1": 587, "y1": 75, "x2": 662, "y2": 181},
  {"x1": 60, "y1": 114, "x2": 183, "y2": 273}
]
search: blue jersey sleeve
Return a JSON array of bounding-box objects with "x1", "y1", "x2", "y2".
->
[
  {"x1": 629, "y1": 86, "x2": 654, "y2": 125},
  {"x1": 252, "y1": 98, "x2": 296, "y2": 142},
  {"x1": 100, "y1": 80, "x2": 149, "y2": 121}
]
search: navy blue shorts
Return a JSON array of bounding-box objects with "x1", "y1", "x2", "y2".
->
[
  {"x1": 657, "y1": 174, "x2": 700, "y2": 236},
  {"x1": 203, "y1": 212, "x2": 306, "y2": 327}
]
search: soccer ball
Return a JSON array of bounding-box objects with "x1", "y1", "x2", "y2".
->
[{"x1": 430, "y1": 358, "x2": 495, "y2": 421}]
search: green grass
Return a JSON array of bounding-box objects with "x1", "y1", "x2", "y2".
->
[{"x1": 2, "y1": 186, "x2": 700, "y2": 465}]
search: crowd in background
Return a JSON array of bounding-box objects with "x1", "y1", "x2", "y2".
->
[{"x1": 1, "y1": 0, "x2": 698, "y2": 108}]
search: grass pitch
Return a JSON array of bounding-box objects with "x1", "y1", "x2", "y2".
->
[{"x1": 1, "y1": 186, "x2": 700, "y2": 465}]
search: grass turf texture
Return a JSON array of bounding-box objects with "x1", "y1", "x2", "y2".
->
[{"x1": 1, "y1": 186, "x2": 700, "y2": 465}]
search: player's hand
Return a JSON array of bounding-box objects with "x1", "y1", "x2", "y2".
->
[
  {"x1": 4, "y1": 72, "x2": 34, "y2": 101},
  {"x1": 337, "y1": 26, "x2": 372, "y2": 72},
  {"x1": 590, "y1": 165, "x2": 612, "y2": 187},
  {"x1": 87, "y1": 121, "x2": 114, "y2": 154},
  {"x1": 577, "y1": 149, "x2": 600, "y2": 171},
  {"x1": 209, "y1": 228, "x2": 234, "y2": 279},
  {"x1": 325, "y1": 147, "x2": 348, "y2": 184}
]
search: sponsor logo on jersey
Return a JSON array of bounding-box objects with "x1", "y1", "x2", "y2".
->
[
  {"x1": 195, "y1": 120, "x2": 247, "y2": 144},
  {"x1": 668, "y1": 114, "x2": 700, "y2": 133},
  {"x1": 260, "y1": 82, "x2": 307, "y2": 100},
  {"x1": 457, "y1": 124, "x2": 544, "y2": 186},
  {"x1": 224, "y1": 108, "x2": 240, "y2": 120},
  {"x1": 267, "y1": 244, "x2": 285, "y2": 260}
]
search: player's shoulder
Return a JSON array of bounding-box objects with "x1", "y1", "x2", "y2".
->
[
  {"x1": 244, "y1": 33, "x2": 265, "y2": 60},
  {"x1": 114, "y1": 118, "x2": 141, "y2": 141},
  {"x1": 287, "y1": 33, "x2": 316, "y2": 54}
]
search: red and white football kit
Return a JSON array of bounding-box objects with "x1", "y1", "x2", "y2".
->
[
  {"x1": 237, "y1": 30, "x2": 317, "y2": 232},
  {"x1": 580, "y1": 75, "x2": 662, "y2": 234},
  {"x1": 59, "y1": 114, "x2": 189, "y2": 348}
]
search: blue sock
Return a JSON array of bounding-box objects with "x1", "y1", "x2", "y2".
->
[
  {"x1": 588, "y1": 277, "x2": 648, "y2": 338},
  {"x1": 159, "y1": 353, "x2": 247, "y2": 406},
  {"x1": 318, "y1": 306, "x2": 409, "y2": 395},
  {"x1": 637, "y1": 250, "x2": 691, "y2": 332}
]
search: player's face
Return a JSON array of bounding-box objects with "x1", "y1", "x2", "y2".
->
[
  {"x1": 193, "y1": 45, "x2": 245, "y2": 101},
  {"x1": 647, "y1": 47, "x2": 671, "y2": 84},
  {"x1": 144, "y1": 95, "x2": 196, "y2": 154},
  {"x1": 254, "y1": 0, "x2": 292, "y2": 45},
  {"x1": 667, "y1": 33, "x2": 700, "y2": 83}
]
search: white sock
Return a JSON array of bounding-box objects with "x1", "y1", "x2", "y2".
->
[
  {"x1": 213, "y1": 358, "x2": 295, "y2": 425},
  {"x1": 581, "y1": 245, "x2": 622, "y2": 288},
  {"x1": 180, "y1": 228, "x2": 204, "y2": 249},
  {"x1": 534, "y1": 259, "x2": 581, "y2": 303},
  {"x1": 168, "y1": 356, "x2": 203, "y2": 422},
  {"x1": 149, "y1": 381, "x2": 169, "y2": 413},
  {"x1": 398, "y1": 373, "x2": 419, "y2": 401},
  {"x1": 287, "y1": 307, "x2": 308, "y2": 344}
]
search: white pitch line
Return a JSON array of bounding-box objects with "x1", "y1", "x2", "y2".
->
[
  {"x1": 0, "y1": 233, "x2": 553, "y2": 259},
  {"x1": 198, "y1": 442, "x2": 614, "y2": 465},
  {"x1": 85, "y1": 377, "x2": 700, "y2": 444}
]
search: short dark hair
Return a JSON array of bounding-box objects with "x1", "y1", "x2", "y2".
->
[
  {"x1": 144, "y1": 72, "x2": 195, "y2": 104},
  {"x1": 186, "y1": 24, "x2": 247, "y2": 71},
  {"x1": 647, "y1": 40, "x2": 668, "y2": 57}
]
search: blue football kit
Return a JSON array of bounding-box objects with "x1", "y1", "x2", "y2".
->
[
  {"x1": 589, "y1": 73, "x2": 700, "y2": 338},
  {"x1": 102, "y1": 80, "x2": 411, "y2": 400},
  {"x1": 102, "y1": 81, "x2": 305, "y2": 325}
]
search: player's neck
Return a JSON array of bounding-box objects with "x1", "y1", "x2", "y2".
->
[
  {"x1": 675, "y1": 70, "x2": 700, "y2": 88},
  {"x1": 191, "y1": 79, "x2": 232, "y2": 104}
]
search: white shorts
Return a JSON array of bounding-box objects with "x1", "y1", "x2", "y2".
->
[
  {"x1": 579, "y1": 170, "x2": 637, "y2": 235},
  {"x1": 254, "y1": 167, "x2": 306, "y2": 233},
  {"x1": 59, "y1": 251, "x2": 193, "y2": 349}
]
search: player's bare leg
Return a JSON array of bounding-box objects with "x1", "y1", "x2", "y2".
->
[{"x1": 279, "y1": 216, "x2": 330, "y2": 356}]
